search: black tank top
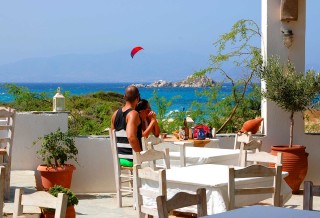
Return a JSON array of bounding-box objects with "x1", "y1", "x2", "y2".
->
[{"x1": 114, "y1": 108, "x2": 142, "y2": 158}]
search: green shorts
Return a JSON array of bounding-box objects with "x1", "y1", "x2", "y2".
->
[{"x1": 119, "y1": 158, "x2": 133, "y2": 167}]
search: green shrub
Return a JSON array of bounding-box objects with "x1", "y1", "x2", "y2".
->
[{"x1": 33, "y1": 128, "x2": 78, "y2": 167}]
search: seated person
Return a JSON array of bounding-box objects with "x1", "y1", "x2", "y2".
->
[
  {"x1": 111, "y1": 85, "x2": 142, "y2": 167},
  {"x1": 136, "y1": 99, "x2": 160, "y2": 138}
]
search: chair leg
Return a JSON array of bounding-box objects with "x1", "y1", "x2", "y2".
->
[
  {"x1": 4, "y1": 162, "x2": 11, "y2": 200},
  {"x1": 303, "y1": 181, "x2": 313, "y2": 210},
  {"x1": 116, "y1": 174, "x2": 122, "y2": 208},
  {"x1": 0, "y1": 167, "x2": 5, "y2": 216}
]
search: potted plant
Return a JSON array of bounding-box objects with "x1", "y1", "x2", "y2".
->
[
  {"x1": 34, "y1": 128, "x2": 78, "y2": 190},
  {"x1": 258, "y1": 56, "x2": 320, "y2": 193},
  {"x1": 42, "y1": 185, "x2": 79, "y2": 218}
]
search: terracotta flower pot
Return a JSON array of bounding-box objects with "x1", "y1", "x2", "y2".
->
[
  {"x1": 42, "y1": 205, "x2": 76, "y2": 218},
  {"x1": 37, "y1": 164, "x2": 76, "y2": 190},
  {"x1": 271, "y1": 145, "x2": 308, "y2": 194},
  {"x1": 240, "y1": 118, "x2": 264, "y2": 134}
]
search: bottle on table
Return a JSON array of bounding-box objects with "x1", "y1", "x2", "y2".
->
[{"x1": 183, "y1": 118, "x2": 189, "y2": 140}]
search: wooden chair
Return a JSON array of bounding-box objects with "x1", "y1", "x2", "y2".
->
[
  {"x1": 0, "y1": 106, "x2": 16, "y2": 200},
  {"x1": 142, "y1": 135, "x2": 162, "y2": 150},
  {"x1": 303, "y1": 181, "x2": 320, "y2": 210},
  {"x1": 133, "y1": 164, "x2": 166, "y2": 218},
  {"x1": 156, "y1": 188, "x2": 207, "y2": 218},
  {"x1": 228, "y1": 164, "x2": 282, "y2": 210},
  {"x1": 0, "y1": 166, "x2": 5, "y2": 216},
  {"x1": 13, "y1": 188, "x2": 68, "y2": 218},
  {"x1": 143, "y1": 135, "x2": 189, "y2": 167},
  {"x1": 173, "y1": 141, "x2": 193, "y2": 167},
  {"x1": 110, "y1": 129, "x2": 134, "y2": 208},
  {"x1": 234, "y1": 132, "x2": 253, "y2": 150},
  {"x1": 239, "y1": 150, "x2": 282, "y2": 167},
  {"x1": 135, "y1": 148, "x2": 170, "y2": 170},
  {"x1": 236, "y1": 132, "x2": 262, "y2": 166}
]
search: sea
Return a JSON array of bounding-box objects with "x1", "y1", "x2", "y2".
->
[
  {"x1": 0, "y1": 82, "x2": 239, "y2": 113},
  {"x1": 1, "y1": 83, "x2": 319, "y2": 113}
]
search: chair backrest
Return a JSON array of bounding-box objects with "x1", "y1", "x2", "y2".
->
[
  {"x1": 108, "y1": 128, "x2": 134, "y2": 208},
  {"x1": 0, "y1": 106, "x2": 16, "y2": 158},
  {"x1": 303, "y1": 181, "x2": 320, "y2": 210},
  {"x1": 133, "y1": 164, "x2": 166, "y2": 217},
  {"x1": 142, "y1": 135, "x2": 162, "y2": 150},
  {"x1": 135, "y1": 148, "x2": 170, "y2": 169},
  {"x1": 239, "y1": 150, "x2": 282, "y2": 167},
  {"x1": 0, "y1": 106, "x2": 16, "y2": 200},
  {"x1": 109, "y1": 129, "x2": 121, "y2": 183},
  {"x1": 156, "y1": 188, "x2": 207, "y2": 218},
  {"x1": 112, "y1": 129, "x2": 133, "y2": 160},
  {"x1": 237, "y1": 132, "x2": 262, "y2": 166},
  {"x1": 13, "y1": 188, "x2": 68, "y2": 218},
  {"x1": 228, "y1": 164, "x2": 282, "y2": 210},
  {"x1": 234, "y1": 132, "x2": 252, "y2": 150}
]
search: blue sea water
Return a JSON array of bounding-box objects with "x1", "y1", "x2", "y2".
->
[{"x1": 0, "y1": 82, "x2": 243, "y2": 113}]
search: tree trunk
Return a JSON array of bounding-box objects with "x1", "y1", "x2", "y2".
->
[{"x1": 289, "y1": 111, "x2": 294, "y2": 147}]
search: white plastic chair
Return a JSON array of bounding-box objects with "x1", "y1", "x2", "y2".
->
[
  {"x1": 0, "y1": 107, "x2": 16, "y2": 200},
  {"x1": 135, "y1": 148, "x2": 170, "y2": 170},
  {"x1": 133, "y1": 164, "x2": 166, "y2": 218},
  {"x1": 156, "y1": 188, "x2": 207, "y2": 218},
  {"x1": 13, "y1": 188, "x2": 68, "y2": 218},
  {"x1": 228, "y1": 164, "x2": 282, "y2": 210},
  {"x1": 110, "y1": 129, "x2": 134, "y2": 208}
]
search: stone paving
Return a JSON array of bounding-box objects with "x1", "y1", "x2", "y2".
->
[{"x1": 3, "y1": 170, "x2": 320, "y2": 217}]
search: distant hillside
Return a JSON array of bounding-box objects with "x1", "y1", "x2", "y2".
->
[
  {"x1": 133, "y1": 75, "x2": 216, "y2": 87},
  {"x1": 0, "y1": 51, "x2": 224, "y2": 83}
]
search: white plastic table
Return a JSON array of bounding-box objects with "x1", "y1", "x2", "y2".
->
[
  {"x1": 143, "y1": 164, "x2": 292, "y2": 215},
  {"x1": 201, "y1": 205, "x2": 319, "y2": 217},
  {"x1": 169, "y1": 147, "x2": 239, "y2": 167}
]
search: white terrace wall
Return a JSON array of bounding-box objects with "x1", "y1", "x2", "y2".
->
[
  {"x1": 11, "y1": 112, "x2": 116, "y2": 193},
  {"x1": 10, "y1": 108, "x2": 320, "y2": 193}
]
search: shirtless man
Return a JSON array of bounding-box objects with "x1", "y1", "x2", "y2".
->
[{"x1": 111, "y1": 85, "x2": 142, "y2": 167}]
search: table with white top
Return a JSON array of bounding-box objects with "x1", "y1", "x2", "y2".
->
[
  {"x1": 143, "y1": 164, "x2": 292, "y2": 215},
  {"x1": 201, "y1": 205, "x2": 319, "y2": 218},
  {"x1": 169, "y1": 147, "x2": 239, "y2": 167},
  {"x1": 205, "y1": 138, "x2": 220, "y2": 148}
]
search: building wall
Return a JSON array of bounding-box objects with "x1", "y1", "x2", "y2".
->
[{"x1": 261, "y1": 0, "x2": 320, "y2": 186}]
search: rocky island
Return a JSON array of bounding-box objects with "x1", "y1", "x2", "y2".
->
[{"x1": 133, "y1": 75, "x2": 216, "y2": 88}]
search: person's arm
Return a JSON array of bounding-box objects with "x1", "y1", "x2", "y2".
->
[
  {"x1": 152, "y1": 118, "x2": 160, "y2": 137},
  {"x1": 146, "y1": 111, "x2": 160, "y2": 137},
  {"x1": 142, "y1": 119, "x2": 156, "y2": 138},
  {"x1": 126, "y1": 110, "x2": 142, "y2": 152}
]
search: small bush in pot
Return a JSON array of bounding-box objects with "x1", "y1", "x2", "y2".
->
[
  {"x1": 34, "y1": 128, "x2": 78, "y2": 167},
  {"x1": 258, "y1": 56, "x2": 320, "y2": 147},
  {"x1": 42, "y1": 185, "x2": 79, "y2": 218},
  {"x1": 257, "y1": 56, "x2": 320, "y2": 193},
  {"x1": 33, "y1": 128, "x2": 78, "y2": 189}
]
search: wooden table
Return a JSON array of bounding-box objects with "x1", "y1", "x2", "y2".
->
[
  {"x1": 143, "y1": 164, "x2": 292, "y2": 214},
  {"x1": 169, "y1": 147, "x2": 239, "y2": 167},
  {"x1": 164, "y1": 135, "x2": 211, "y2": 147},
  {"x1": 201, "y1": 205, "x2": 320, "y2": 217}
]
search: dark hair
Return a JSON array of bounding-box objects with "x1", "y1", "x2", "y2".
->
[
  {"x1": 124, "y1": 86, "x2": 140, "y2": 103},
  {"x1": 136, "y1": 99, "x2": 149, "y2": 112}
]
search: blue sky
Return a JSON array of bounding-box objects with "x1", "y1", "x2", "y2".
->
[{"x1": 0, "y1": 1, "x2": 319, "y2": 83}]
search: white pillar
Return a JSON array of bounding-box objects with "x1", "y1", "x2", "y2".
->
[{"x1": 261, "y1": 0, "x2": 306, "y2": 147}]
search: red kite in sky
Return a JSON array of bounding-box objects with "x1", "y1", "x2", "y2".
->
[{"x1": 131, "y1": 46, "x2": 144, "y2": 58}]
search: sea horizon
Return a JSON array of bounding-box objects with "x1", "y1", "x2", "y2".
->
[{"x1": 0, "y1": 82, "x2": 244, "y2": 113}]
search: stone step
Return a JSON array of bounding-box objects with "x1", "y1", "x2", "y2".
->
[{"x1": 3, "y1": 170, "x2": 41, "y2": 217}]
